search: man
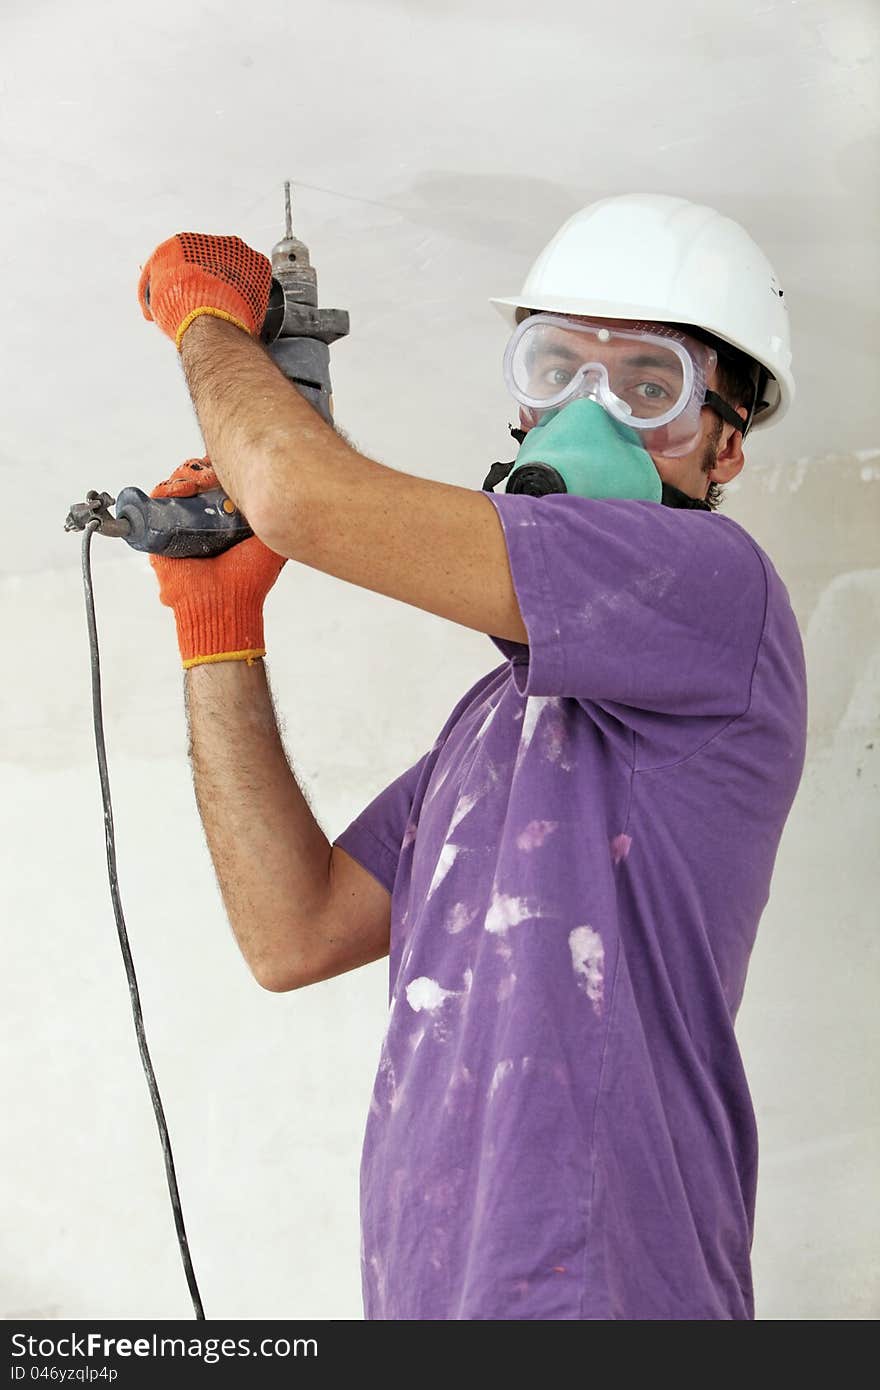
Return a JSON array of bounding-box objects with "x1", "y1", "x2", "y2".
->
[{"x1": 141, "y1": 194, "x2": 807, "y2": 1320}]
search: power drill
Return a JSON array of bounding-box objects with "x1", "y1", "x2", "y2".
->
[{"x1": 64, "y1": 183, "x2": 349, "y2": 558}]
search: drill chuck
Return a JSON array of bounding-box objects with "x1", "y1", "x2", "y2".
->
[
  {"x1": 260, "y1": 181, "x2": 349, "y2": 421},
  {"x1": 271, "y1": 233, "x2": 318, "y2": 307}
]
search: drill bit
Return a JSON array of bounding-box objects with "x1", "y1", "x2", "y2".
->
[{"x1": 271, "y1": 181, "x2": 317, "y2": 306}]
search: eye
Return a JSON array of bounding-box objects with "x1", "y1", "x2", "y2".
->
[
  {"x1": 634, "y1": 381, "x2": 671, "y2": 400},
  {"x1": 535, "y1": 359, "x2": 577, "y2": 390}
]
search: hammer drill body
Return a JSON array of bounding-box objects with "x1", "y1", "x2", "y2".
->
[{"x1": 65, "y1": 184, "x2": 349, "y2": 558}]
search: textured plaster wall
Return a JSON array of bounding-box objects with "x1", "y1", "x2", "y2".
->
[{"x1": 2, "y1": 0, "x2": 877, "y2": 1320}]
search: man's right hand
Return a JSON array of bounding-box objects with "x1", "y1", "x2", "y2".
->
[{"x1": 150, "y1": 458, "x2": 287, "y2": 669}]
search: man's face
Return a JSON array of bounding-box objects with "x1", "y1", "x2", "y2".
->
[{"x1": 517, "y1": 314, "x2": 748, "y2": 502}]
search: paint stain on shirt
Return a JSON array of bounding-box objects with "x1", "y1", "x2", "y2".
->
[
  {"x1": 406, "y1": 977, "x2": 455, "y2": 1013},
  {"x1": 568, "y1": 925, "x2": 605, "y2": 1015},
  {"x1": 444, "y1": 901, "x2": 477, "y2": 934},
  {"x1": 489, "y1": 1059, "x2": 514, "y2": 1098},
  {"x1": 485, "y1": 890, "x2": 536, "y2": 935},
  {"x1": 427, "y1": 843, "x2": 460, "y2": 899},
  {"x1": 610, "y1": 832, "x2": 633, "y2": 864},
  {"x1": 517, "y1": 819, "x2": 559, "y2": 851}
]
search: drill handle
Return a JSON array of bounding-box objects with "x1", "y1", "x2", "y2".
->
[{"x1": 114, "y1": 487, "x2": 253, "y2": 558}]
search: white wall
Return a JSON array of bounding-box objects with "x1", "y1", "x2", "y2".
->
[{"x1": 2, "y1": 0, "x2": 877, "y2": 1320}]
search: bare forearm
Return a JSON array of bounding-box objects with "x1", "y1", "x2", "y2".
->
[
  {"x1": 184, "y1": 659, "x2": 332, "y2": 990},
  {"x1": 178, "y1": 314, "x2": 343, "y2": 520},
  {"x1": 178, "y1": 315, "x2": 528, "y2": 643}
]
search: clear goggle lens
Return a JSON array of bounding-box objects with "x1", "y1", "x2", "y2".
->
[{"x1": 503, "y1": 315, "x2": 715, "y2": 456}]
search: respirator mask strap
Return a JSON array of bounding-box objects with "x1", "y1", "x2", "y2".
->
[{"x1": 482, "y1": 425, "x2": 526, "y2": 492}]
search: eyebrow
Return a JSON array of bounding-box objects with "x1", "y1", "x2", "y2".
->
[
  {"x1": 533, "y1": 344, "x2": 581, "y2": 363},
  {"x1": 536, "y1": 344, "x2": 677, "y2": 372},
  {"x1": 528, "y1": 339, "x2": 678, "y2": 372},
  {"x1": 621, "y1": 352, "x2": 679, "y2": 371}
]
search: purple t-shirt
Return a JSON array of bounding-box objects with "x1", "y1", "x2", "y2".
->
[{"x1": 334, "y1": 492, "x2": 807, "y2": 1321}]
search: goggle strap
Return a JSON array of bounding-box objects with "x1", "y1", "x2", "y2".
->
[{"x1": 704, "y1": 389, "x2": 748, "y2": 434}]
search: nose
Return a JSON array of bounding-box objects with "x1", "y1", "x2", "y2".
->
[{"x1": 569, "y1": 364, "x2": 604, "y2": 401}]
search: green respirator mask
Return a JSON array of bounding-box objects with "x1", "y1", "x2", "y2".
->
[{"x1": 481, "y1": 397, "x2": 710, "y2": 511}]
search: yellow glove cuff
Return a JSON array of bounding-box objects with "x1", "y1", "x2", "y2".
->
[{"x1": 176, "y1": 306, "x2": 252, "y2": 351}]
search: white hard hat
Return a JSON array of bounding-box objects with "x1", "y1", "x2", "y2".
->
[{"x1": 491, "y1": 193, "x2": 794, "y2": 431}]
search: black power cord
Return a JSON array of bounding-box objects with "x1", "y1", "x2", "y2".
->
[{"x1": 80, "y1": 521, "x2": 205, "y2": 1320}]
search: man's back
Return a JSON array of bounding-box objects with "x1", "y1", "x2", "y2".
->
[{"x1": 335, "y1": 493, "x2": 807, "y2": 1319}]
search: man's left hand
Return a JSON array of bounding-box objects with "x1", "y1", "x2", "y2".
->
[{"x1": 138, "y1": 233, "x2": 272, "y2": 350}]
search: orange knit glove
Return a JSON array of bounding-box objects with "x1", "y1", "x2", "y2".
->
[
  {"x1": 149, "y1": 458, "x2": 286, "y2": 669},
  {"x1": 138, "y1": 234, "x2": 272, "y2": 350}
]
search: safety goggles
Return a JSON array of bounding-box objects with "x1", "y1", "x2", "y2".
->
[{"x1": 503, "y1": 314, "x2": 723, "y2": 457}]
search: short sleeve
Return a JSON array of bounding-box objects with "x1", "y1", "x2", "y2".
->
[
  {"x1": 332, "y1": 752, "x2": 431, "y2": 895},
  {"x1": 484, "y1": 491, "x2": 768, "y2": 719}
]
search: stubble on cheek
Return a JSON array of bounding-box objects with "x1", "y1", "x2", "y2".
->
[{"x1": 700, "y1": 416, "x2": 724, "y2": 476}]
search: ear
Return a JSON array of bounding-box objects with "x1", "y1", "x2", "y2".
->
[{"x1": 707, "y1": 405, "x2": 748, "y2": 485}]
